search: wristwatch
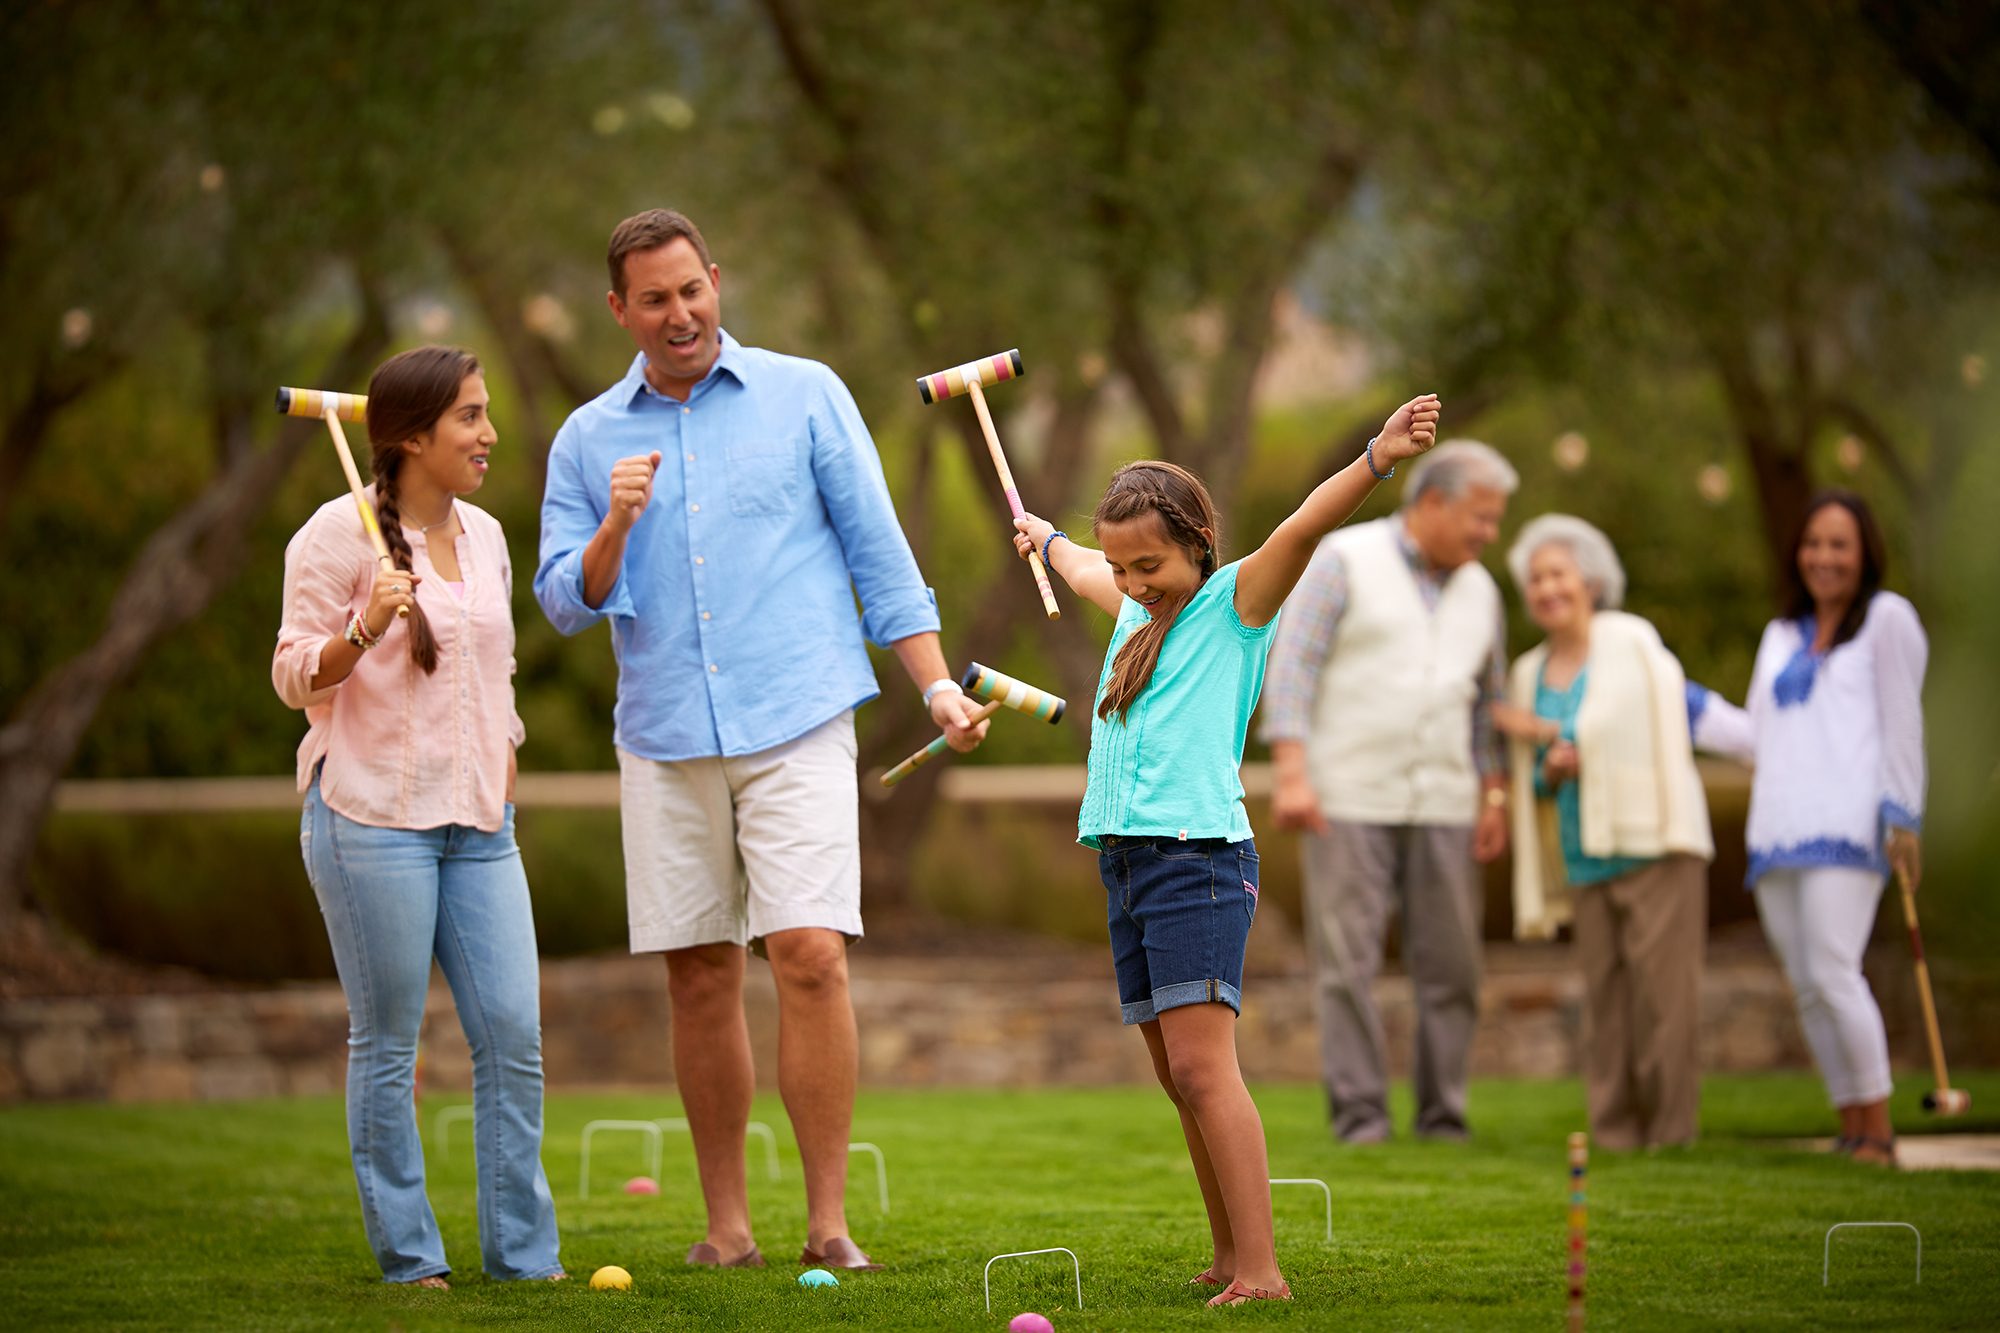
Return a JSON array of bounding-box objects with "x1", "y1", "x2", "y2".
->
[{"x1": 1483, "y1": 786, "x2": 1508, "y2": 809}]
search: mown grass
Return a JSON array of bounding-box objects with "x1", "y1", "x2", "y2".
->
[{"x1": 3, "y1": 1073, "x2": 1997, "y2": 1329}]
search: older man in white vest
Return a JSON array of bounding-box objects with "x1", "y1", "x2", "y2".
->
[{"x1": 1261, "y1": 440, "x2": 1517, "y2": 1143}]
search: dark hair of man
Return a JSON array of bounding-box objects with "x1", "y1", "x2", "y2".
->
[{"x1": 607, "y1": 208, "x2": 713, "y2": 299}]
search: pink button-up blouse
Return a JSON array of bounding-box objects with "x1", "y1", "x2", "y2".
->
[{"x1": 273, "y1": 488, "x2": 526, "y2": 832}]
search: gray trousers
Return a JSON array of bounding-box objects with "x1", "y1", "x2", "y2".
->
[{"x1": 1302, "y1": 821, "x2": 1482, "y2": 1141}]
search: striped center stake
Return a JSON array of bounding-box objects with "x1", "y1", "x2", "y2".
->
[
  {"x1": 1568, "y1": 1131, "x2": 1588, "y2": 1332},
  {"x1": 915, "y1": 349, "x2": 1024, "y2": 405}
]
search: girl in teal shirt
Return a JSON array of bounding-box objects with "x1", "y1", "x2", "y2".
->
[{"x1": 1014, "y1": 394, "x2": 1441, "y2": 1308}]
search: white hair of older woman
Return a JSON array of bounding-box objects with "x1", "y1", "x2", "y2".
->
[
  {"x1": 1507, "y1": 513, "x2": 1627, "y2": 610},
  {"x1": 1401, "y1": 439, "x2": 1520, "y2": 507}
]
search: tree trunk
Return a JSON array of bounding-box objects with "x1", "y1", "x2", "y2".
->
[{"x1": 0, "y1": 300, "x2": 389, "y2": 923}]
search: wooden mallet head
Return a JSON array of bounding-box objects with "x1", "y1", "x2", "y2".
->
[
  {"x1": 960, "y1": 662, "x2": 1065, "y2": 723},
  {"x1": 915, "y1": 349, "x2": 1023, "y2": 405},
  {"x1": 276, "y1": 386, "x2": 367, "y2": 422}
]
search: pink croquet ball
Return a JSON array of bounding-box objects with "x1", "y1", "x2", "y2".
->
[
  {"x1": 1008, "y1": 1315, "x2": 1054, "y2": 1333},
  {"x1": 623, "y1": 1176, "x2": 659, "y2": 1196}
]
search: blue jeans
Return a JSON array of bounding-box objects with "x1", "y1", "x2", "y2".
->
[
  {"x1": 301, "y1": 779, "x2": 562, "y2": 1282},
  {"x1": 1099, "y1": 836, "x2": 1260, "y2": 1025}
]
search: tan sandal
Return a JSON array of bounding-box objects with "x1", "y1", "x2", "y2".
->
[
  {"x1": 400, "y1": 1275, "x2": 450, "y2": 1290},
  {"x1": 1208, "y1": 1278, "x2": 1292, "y2": 1307}
]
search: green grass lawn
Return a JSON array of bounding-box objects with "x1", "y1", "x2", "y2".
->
[{"x1": 4, "y1": 1074, "x2": 1998, "y2": 1330}]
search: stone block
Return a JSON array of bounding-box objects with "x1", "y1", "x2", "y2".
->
[{"x1": 109, "y1": 1058, "x2": 197, "y2": 1103}]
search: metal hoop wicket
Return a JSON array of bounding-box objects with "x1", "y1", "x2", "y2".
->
[
  {"x1": 433, "y1": 1104, "x2": 473, "y2": 1161},
  {"x1": 849, "y1": 1141, "x2": 889, "y2": 1214},
  {"x1": 1270, "y1": 1178, "x2": 1333, "y2": 1243},
  {"x1": 1823, "y1": 1222, "x2": 1921, "y2": 1286},
  {"x1": 983, "y1": 1247, "x2": 1083, "y2": 1313},
  {"x1": 578, "y1": 1120, "x2": 663, "y2": 1199}
]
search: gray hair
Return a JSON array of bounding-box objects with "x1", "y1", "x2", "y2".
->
[
  {"x1": 1506, "y1": 513, "x2": 1626, "y2": 610},
  {"x1": 1402, "y1": 439, "x2": 1520, "y2": 507}
]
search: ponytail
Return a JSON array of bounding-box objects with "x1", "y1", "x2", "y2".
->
[{"x1": 1092, "y1": 461, "x2": 1221, "y2": 722}]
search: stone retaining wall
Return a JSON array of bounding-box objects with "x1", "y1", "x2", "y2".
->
[{"x1": 16, "y1": 932, "x2": 1965, "y2": 1104}]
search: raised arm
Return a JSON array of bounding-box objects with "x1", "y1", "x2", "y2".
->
[
  {"x1": 1234, "y1": 394, "x2": 1440, "y2": 627},
  {"x1": 1013, "y1": 513, "x2": 1123, "y2": 617}
]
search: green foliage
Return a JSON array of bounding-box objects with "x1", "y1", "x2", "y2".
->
[{"x1": 4, "y1": 1076, "x2": 2000, "y2": 1328}]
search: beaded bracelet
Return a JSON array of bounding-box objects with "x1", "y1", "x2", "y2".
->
[
  {"x1": 1041, "y1": 530, "x2": 1068, "y2": 569},
  {"x1": 1365, "y1": 436, "x2": 1395, "y2": 480},
  {"x1": 344, "y1": 610, "x2": 381, "y2": 651}
]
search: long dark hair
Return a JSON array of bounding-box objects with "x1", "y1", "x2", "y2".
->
[
  {"x1": 363, "y1": 345, "x2": 480, "y2": 675},
  {"x1": 1092, "y1": 461, "x2": 1220, "y2": 721},
  {"x1": 1783, "y1": 488, "x2": 1887, "y2": 651}
]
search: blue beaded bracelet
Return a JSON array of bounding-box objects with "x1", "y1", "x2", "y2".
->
[
  {"x1": 1041, "y1": 530, "x2": 1068, "y2": 568},
  {"x1": 1365, "y1": 435, "x2": 1395, "y2": 480}
]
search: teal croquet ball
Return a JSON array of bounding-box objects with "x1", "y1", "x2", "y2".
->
[
  {"x1": 798, "y1": 1268, "x2": 839, "y2": 1288},
  {"x1": 1009, "y1": 1315, "x2": 1054, "y2": 1333}
]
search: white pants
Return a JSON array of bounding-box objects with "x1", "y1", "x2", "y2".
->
[{"x1": 1753, "y1": 865, "x2": 1892, "y2": 1107}]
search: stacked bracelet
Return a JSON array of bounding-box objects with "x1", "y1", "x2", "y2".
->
[
  {"x1": 1041, "y1": 530, "x2": 1068, "y2": 568},
  {"x1": 1365, "y1": 435, "x2": 1395, "y2": 480},
  {"x1": 344, "y1": 610, "x2": 381, "y2": 651}
]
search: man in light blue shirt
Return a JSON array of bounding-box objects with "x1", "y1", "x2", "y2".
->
[{"x1": 536, "y1": 209, "x2": 985, "y2": 1273}]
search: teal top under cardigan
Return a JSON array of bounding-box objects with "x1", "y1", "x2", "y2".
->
[
  {"x1": 1533, "y1": 664, "x2": 1653, "y2": 888},
  {"x1": 1078, "y1": 562, "x2": 1278, "y2": 849}
]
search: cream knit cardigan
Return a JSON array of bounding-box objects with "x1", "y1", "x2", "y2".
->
[{"x1": 1508, "y1": 611, "x2": 1714, "y2": 940}]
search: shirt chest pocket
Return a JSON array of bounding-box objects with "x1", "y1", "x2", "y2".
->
[{"x1": 726, "y1": 440, "x2": 799, "y2": 517}]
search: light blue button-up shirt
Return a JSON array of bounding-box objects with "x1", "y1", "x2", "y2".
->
[{"x1": 535, "y1": 334, "x2": 940, "y2": 761}]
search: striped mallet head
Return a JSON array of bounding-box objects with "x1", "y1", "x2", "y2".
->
[
  {"x1": 915, "y1": 349, "x2": 1024, "y2": 405},
  {"x1": 960, "y1": 661, "x2": 1065, "y2": 724},
  {"x1": 276, "y1": 386, "x2": 367, "y2": 422}
]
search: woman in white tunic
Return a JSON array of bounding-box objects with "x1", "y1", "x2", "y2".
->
[{"x1": 1692, "y1": 490, "x2": 1926, "y2": 1167}]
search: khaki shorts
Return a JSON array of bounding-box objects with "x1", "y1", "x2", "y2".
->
[{"x1": 618, "y1": 711, "x2": 862, "y2": 954}]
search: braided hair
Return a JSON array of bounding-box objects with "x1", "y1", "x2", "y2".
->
[
  {"x1": 362, "y1": 346, "x2": 479, "y2": 675},
  {"x1": 1091, "y1": 461, "x2": 1221, "y2": 722}
]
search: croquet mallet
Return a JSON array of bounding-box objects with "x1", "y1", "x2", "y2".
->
[
  {"x1": 1895, "y1": 866, "x2": 1971, "y2": 1116},
  {"x1": 915, "y1": 350, "x2": 1059, "y2": 620},
  {"x1": 275, "y1": 386, "x2": 406, "y2": 619},
  {"x1": 880, "y1": 661, "x2": 1066, "y2": 789}
]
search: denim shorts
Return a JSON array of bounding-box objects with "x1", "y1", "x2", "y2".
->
[{"x1": 1098, "y1": 836, "x2": 1259, "y2": 1025}]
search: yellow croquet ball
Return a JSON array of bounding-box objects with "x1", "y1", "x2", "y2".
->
[{"x1": 590, "y1": 1265, "x2": 633, "y2": 1291}]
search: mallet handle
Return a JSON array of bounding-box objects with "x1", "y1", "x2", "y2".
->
[
  {"x1": 1896, "y1": 868, "x2": 1954, "y2": 1098},
  {"x1": 965, "y1": 379, "x2": 1060, "y2": 621},
  {"x1": 323, "y1": 409, "x2": 408, "y2": 619},
  {"x1": 879, "y1": 700, "x2": 1002, "y2": 789}
]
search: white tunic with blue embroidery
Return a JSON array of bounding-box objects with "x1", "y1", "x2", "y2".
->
[{"x1": 1688, "y1": 591, "x2": 1926, "y2": 886}]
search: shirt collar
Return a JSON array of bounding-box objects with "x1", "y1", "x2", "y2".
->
[{"x1": 619, "y1": 329, "x2": 747, "y2": 408}]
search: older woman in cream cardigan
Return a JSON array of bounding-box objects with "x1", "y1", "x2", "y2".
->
[{"x1": 1495, "y1": 515, "x2": 1714, "y2": 1149}]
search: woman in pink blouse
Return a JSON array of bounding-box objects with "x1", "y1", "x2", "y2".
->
[{"x1": 273, "y1": 346, "x2": 562, "y2": 1286}]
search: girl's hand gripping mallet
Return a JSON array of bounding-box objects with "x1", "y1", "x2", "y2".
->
[
  {"x1": 916, "y1": 349, "x2": 1060, "y2": 620},
  {"x1": 880, "y1": 662, "x2": 1067, "y2": 789},
  {"x1": 276, "y1": 386, "x2": 408, "y2": 619}
]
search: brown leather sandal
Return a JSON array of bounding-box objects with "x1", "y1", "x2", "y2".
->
[
  {"x1": 1208, "y1": 1278, "x2": 1292, "y2": 1307},
  {"x1": 686, "y1": 1242, "x2": 766, "y2": 1268},
  {"x1": 799, "y1": 1237, "x2": 883, "y2": 1271}
]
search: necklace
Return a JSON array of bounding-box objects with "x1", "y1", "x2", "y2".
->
[{"x1": 409, "y1": 502, "x2": 454, "y2": 536}]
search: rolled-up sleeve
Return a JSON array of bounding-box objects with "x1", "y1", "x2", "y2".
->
[
  {"x1": 1873, "y1": 595, "x2": 1928, "y2": 832},
  {"x1": 535, "y1": 419, "x2": 636, "y2": 635},
  {"x1": 272, "y1": 513, "x2": 363, "y2": 711},
  {"x1": 810, "y1": 371, "x2": 939, "y2": 647},
  {"x1": 1259, "y1": 544, "x2": 1346, "y2": 744}
]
